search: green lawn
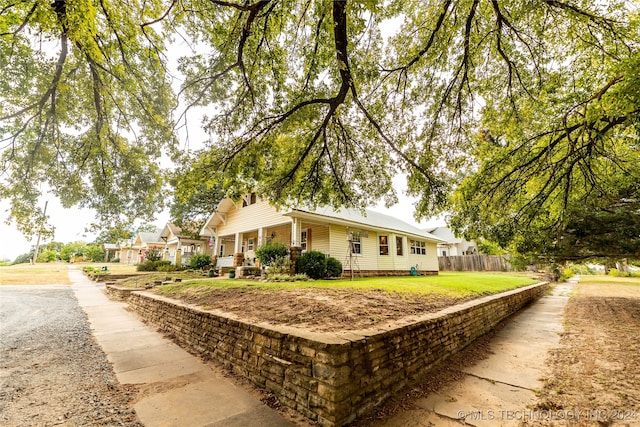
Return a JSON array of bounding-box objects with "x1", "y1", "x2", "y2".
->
[
  {"x1": 578, "y1": 274, "x2": 640, "y2": 287},
  {"x1": 158, "y1": 272, "x2": 540, "y2": 298}
]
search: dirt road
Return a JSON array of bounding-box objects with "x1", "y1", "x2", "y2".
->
[{"x1": 0, "y1": 285, "x2": 141, "y2": 426}]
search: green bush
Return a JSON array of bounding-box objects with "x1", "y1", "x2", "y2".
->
[
  {"x1": 37, "y1": 249, "x2": 58, "y2": 263},
  {"x1": 136, "y1": 260, "x2": 156, "y2": 271},
  {"x1": 111, "y1": 258, "x2": 120, "y2": 263},
  {"x1": 266, "y1": 258, "x2": 292, "y2": 275},
  {"x1": 157, "y1": 264, "x2": 178, "y2": 272},
  {"x1": 297, "y1": 250, "x2": 327, "y2": 279},
  {"x1": 570, "y1": 264, "x2": 592, "y2": 275},
  {"x1": 146, "y1": 248, "x2": 163, "y2": 262},
  {"x1": 325, "y1": 257, "x2": 343, "y2": 278},
  {"x1": 608, "y1": 268, "x2": 621, "y2": 277},
  {"x1": 189, "y1": 254, "x2": 212, "y2": 270},
  {"x1": 255, "y1": 241, "x2": 288, "y2": 266},
  {"x1": 153, "y1": 260, "x2": 172, "y2": 269},
  {"x1": 84, "y1": 244, "x2": 105, "y2": 262},
  {"x1": 559, "y1": 267, "x2": 574, "y2": 282}
]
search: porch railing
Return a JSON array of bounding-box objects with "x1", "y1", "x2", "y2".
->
[{"x1": 216, "y1": 257, "x2": 234, "y2": 268}]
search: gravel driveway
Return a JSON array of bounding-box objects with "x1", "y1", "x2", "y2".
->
[{"x1": 0, "y1": 285, "x2": 142, "y2": 426}]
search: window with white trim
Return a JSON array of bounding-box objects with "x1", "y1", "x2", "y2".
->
[
  {"x1": 248, "y1": 238, "x2": 255, "y2": 251},
  {"x1": 379, "y1": 235, "x2": 389, "y2": 256},
  {"x1": 410, "y1": 240, "x2": 427, "y2": 255},
  {"x1": 396, "y1": 236, "x2": 404, "y2": 256},
  {"x1": 350, "y1": 231, "x2": 362, "y2": 255},
  {"x1": 301, "y1": 230, "x2": 308, "y2": 251}
]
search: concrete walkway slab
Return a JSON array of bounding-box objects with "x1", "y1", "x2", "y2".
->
[
  {"x1": 376, "y1": 280, "x2": 576, "y2": 427},
  {"x1": 134, "y1": 378, "x2": 262, "y2": 427},
  {"x1": 107, "y1": 344, "x2": 198, "y2": 372},
  {"x1": 68, "y1": 267, "x2": 295, "y2": 427},
  {"x1": 93, "y1": 329, "x2": 169, "y2": 352},
  {"x1": 116, "y1": 356, "x2": 205, "y2": 385},
  {"x1": 205, "y1": 405, "x2": 303, "y2": 427}
]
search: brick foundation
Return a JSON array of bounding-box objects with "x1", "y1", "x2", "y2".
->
[{"x1": 125, "y1": 282, "x2": 549, "y2": 426}]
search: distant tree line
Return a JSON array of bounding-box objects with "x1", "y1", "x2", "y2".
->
[{"x1": 12, "y1": 241, "x2": 107, "y2": 265}]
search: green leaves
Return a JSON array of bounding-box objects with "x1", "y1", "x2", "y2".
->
[
  {"x1": 1, "y1": 0, "x2": 638, "y2": 263},
  {"x1": 1, "y1": 0, "x2": 175, "y2": 234}
]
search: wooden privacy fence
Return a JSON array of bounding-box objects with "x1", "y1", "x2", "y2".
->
[{"x1": 438, "y1": 255, "x2": 512, "y2": 272}]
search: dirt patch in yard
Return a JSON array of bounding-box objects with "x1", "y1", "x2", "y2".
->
[
  {"x1": 153, "y1": 286, "x2": 482, "y2": 332},
  {"x1": 533, "y1": 278, "x2": 640, "y2": 426}
]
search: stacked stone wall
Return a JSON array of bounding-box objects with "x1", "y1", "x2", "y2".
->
[{"x1": 126, "y1": 282, "x2": 548, "y2": 426}]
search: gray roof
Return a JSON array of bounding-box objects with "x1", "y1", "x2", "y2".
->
[
  {"x1": 287, "y1": 206, "x2": 443, "y2": 242},
  {"x1": 137, "y1": 231, "x2": 163, "y2": 244},
  {"x1": 428, "y1": 227, "x2": 462, "y2": 243}
]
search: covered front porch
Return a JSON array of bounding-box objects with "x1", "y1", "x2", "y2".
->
[
  {"x1": 212, "y1": 222, "x2": 296, "y2": 268},
  {"x1": 200, "y1": 197, "x2": 331, "y2": 271}
]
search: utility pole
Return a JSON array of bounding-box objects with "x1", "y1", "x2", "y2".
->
[{"x1": 31, "y1": 200, "x2": 48, "y2": 265}]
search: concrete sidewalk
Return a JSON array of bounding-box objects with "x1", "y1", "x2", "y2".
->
[
  {"x1": 375, "y1": 279, "x2": 576, "y2": 427},
  {"x1": 69, "y1": 267, "x2": 294, "y2": 427}
]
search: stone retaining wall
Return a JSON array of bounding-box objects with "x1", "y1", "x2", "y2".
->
[
  {"x1": 104, "y1": 285, "x2": 138, "y2": 301},
  {"x1": 126, "y1": 282, "x2": 549, "y2": 426}
]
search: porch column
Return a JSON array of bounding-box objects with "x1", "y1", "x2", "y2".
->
[
  {"x1": 234, "y1": 232, "x2": 244, "y2": 267},
  {"x1": 211, "y1": 230, "x2": 220, "y2": 258},
  {"x1": 175, "y1": 241, "x2": 182, "y2": 266},
  {"x1": 257, "y1": 227, "x2": 265, "y2": 248},
  {"x1": 234, "y1": 232, "x2": 244, "y2": 253},
  {"x1": 291, "y1": 217, "x2": 302, "y2": 247}
]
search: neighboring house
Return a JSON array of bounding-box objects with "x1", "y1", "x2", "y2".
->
[
  {"x1": 428, "y1": 227, "x2": 477, "y2": 256},
  {"x1": 200, "y1": 194, "x2": 443, "y2": 276},
  {"x1": 159, "y1": 222, "x2": 208, "y2": 266},
  {"x1": 103, "y1": 243, "x2": 119, "y2": 262},
  {"x1": 131, "y1": 230, "x2": 164, "y2": 263},
  {"x1": 118, "y1": 241, "x2": 136, "y2": 264}
]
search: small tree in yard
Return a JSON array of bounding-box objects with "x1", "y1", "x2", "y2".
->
[
  {"x1": 84, "y1": 244, "x2": 105, "y2": 262},
  {"x1": 255, "y1": 242, "x2": 288, "y2": 266},
  {"x1": 190, "y1": 254, "x2": 212, "y2": 270},
  {"x1": 36, "y1": 249, "x2": 58, "y2": 263}
]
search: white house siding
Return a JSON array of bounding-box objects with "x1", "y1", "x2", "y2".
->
[
  {"x1": 375, "y1": 232, "x2": 396, "y2": 271},
  {"x1": 408, "y1": 241, "x2": 439, "y2": 271},
  {"x1": 328, "y1": 225, "x2": 351, "y2": 265},
  {"x1": 327, "y1": 225, "x2": 438, "y2": 273},
  {"x1": 327, "y1": 225, "x2": 379, "y2": 271},
  {"x1": 393, "y1": 235, "x2": 411, "y2": 270},
  {"x1": 381, "y1": 233, "x2": 420, "y2": 271},
  {"x1": 217, "y1": 199, "x2": 292, "y2": 236},
  {"x1": 304, "y1": 224, "x2": 330, "y2": 255}
]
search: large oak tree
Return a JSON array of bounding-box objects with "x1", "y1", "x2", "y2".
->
[{"x1": 1, "y1": 0, "x2": 638, "y2": 259}]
